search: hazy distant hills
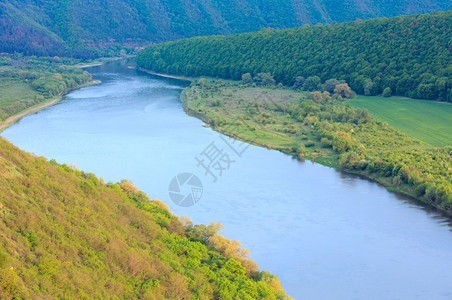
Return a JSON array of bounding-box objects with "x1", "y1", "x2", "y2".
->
[{"x1": 1, "y1": 0, "x2": 451, "y2": 57}]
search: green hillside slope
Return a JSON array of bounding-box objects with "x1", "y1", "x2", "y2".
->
[
  {"x1": 1, "y1": 0, "x2": 451, "y2": 57},
  {"x1": 0, "y1": 137, "x2": 290, "y2": 299},
  {"x1": 137, "y1": 11, "x2": 452, "y2": 101}
]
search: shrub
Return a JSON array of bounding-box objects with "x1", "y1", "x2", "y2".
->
[
  {"x1": 305, "y1": 140, "x2": 315, "y2": 147},
  {"x1": 382, "y1": 87, "x2": 392, "y2": 97}
]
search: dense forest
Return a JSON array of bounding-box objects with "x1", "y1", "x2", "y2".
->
[
  {"x1": 1, "y1": 0, "x2": 451, "y2": 58},
  {"x1": 137, "y1": 11, "x2": 452, "y2": 101},
  {"x1": 0, "y1": 54, "x2": 93, "y2": 121},
  {"x1": 0, "y1": 136, "x2": 290, "y2": 299}
]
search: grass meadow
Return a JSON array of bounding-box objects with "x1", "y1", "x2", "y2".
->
[{"x1": 349, "y1": 96, "x2": 452, "y2": 147}]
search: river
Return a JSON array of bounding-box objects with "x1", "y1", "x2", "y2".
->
[{"x1": 2, "y1": 60, "x2": 452, "y2": 299}]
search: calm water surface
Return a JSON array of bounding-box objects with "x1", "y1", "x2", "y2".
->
[{"x1": 3, "y1": 61, "x2": 452, "y2": 299}]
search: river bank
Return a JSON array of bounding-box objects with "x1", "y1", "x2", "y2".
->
[
  {"x1": 78, "y1": 55, "x2": 136, "y2": 69},
  {"x1": 138, "y1": 68, "x2": 192, "y2": 82},
  {"x1": 4, "y1": 62, "x2": 452, "y2": 300},
  {"x1": 167, "y1": 74, "x2": 451, "y2": 218},
  {"x1": 0, "y1": 80, "x2": 101, "y2": 133}
]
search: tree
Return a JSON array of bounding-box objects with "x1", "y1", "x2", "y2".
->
[
  {"x1": 382, "y1": 87, "x2": 392, "y2": 97},
  {"x1": 241, "y1": 73, "x2": 253, "y2": 85},
  {"x1": 417, "y1": 84, "x2": 437, "y2": 100},
  {"x1": 339, "y1": 151, "x2": 361, "y2": 169},
  {"x1": 297, "y1": 145, "x2": 308, "y2": 160},
  {"x1": 179, "y1": 215, "x2": 193, "y2": 229},
  {"x1": 303, "y1": 76, "x2": 321, "y2": 91},
  {"x1": 364, "y1": 80, "x2": 374, "y2": 95},
  {"x1": 254, "y1": 73, "x2": 275, "y2": 86},
  {"x1": 323, "y1": 79, "x2": 340, "y2": 93},
  {"x1": 137, "y1": 11, "x2": 452, "y2": 102},
  {"x1": 332, "y1": 131, "x2": 355, "y2": 152},
  {"x1": 334, "y1": 83, "x2": 352, "y2": 98},
  {"x1": 292, "y1": 76, "x2": 305, "y2": 89},
  {"x1": 322, "y1": 91, "x2": 331, "y2": 101},
  {"x1": 309, "y1": 91, "x2": 323, "y2": 102}
]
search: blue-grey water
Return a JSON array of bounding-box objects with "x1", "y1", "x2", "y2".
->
[{"x1": 2, "y1": 61, "x2": 452, "y2": 299}]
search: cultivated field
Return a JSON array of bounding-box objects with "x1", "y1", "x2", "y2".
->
[{"x1": 349, "y1": 96, "x2": 452, "y2": 147}]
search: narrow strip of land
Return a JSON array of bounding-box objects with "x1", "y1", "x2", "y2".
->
[
  {"x1": 138, "y1": 68, "x2": 192, "y2": 82},
  {"x1": 0, "y1": 80, "x2": 101, "y2": 132},
  {"x1": 0, "y1": 98, "x2": 59, "y2": 132}
]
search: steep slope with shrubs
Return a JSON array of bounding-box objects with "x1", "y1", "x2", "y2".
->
[{"x1": 0, "y1": 137, "x2": 289, "y2": 299}]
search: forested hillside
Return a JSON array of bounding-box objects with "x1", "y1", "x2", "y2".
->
[
  {"x1": 137, "y1": 11, "x2": 452, "y2": 101},
  {"x1": 0, "y1": 136, "x2": 290, "y2": 299},
  {"x1": 1, "y1": 0, "x2": 451, "y2": 58}
]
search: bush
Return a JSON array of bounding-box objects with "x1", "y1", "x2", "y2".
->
[
  {"x1": 320, "y1": 137, "x2": 332, "y2": 148},
  {"x1": 305, "y1": 140, "x2": 315, "y2": 147},
  {"x1": 382, "y1": 87, "x2": 392, "y2": 97}
]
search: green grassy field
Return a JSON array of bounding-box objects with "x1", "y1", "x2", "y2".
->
[
  {"x1": 184, "y1": 83, "x2": 327, "y2": 154},
  {"x1": 349, "y1": 96, "x2": 452, "y2": 147},
  {"x1": 0, "y1": 80, "x2": 40, "y2": 121}
]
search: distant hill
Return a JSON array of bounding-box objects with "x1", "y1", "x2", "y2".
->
[
  {"x1": 0, "y1": 136, "x2": 289, "y2": 299},
  {"x1": 137, "y1": 11, "x2": 452, "y2": 101},
  {"x1": 1, "y1": 0, "x2": 451, "y2": 58}
]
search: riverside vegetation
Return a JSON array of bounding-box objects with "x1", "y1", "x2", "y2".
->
[
  {"x1": 0, "y1": 136, "x2": 290, "y2": 299},
  {"x1": 0, "y1": 54, "x2": 93, "y2": 123},
  {"x1": 136, "y1": 11, "x2": 452, "y2": 214},
  {"x1": 180, "y1": 77, "x2": 452, "y2": 214},
  {"x1": 1, "y1": 2, "x2": 451, "y2": 299},
  {"x1": 0, "y1": 56, "x2": 291, "y2": 298}
]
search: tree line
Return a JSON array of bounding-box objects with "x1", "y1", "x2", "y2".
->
[
  {"x1": 137, "y1": 11, "x2": 452, "y2": 101},
  {"x1": 4, "y1": 0, "x2": 450, "y2": 58}
]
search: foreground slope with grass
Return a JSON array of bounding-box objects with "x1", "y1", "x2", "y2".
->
[
  {"x1": 349, "y1": 96, "x2": 452, "y2": 147},
  {"x1": 182, "y1": 79, "x2": 452, "y2": 215},
  {"x1": 0, "y1": 136, "x2": 289, "y2": 299}
]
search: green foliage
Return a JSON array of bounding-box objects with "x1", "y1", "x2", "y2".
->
[
  {"x1": 0, "y1": 55, "x2": 92, "y2": 121},
  {"x1": 382, "y1": 87, "x2": 392, "y2": 97},
  {"x1": 138, "y1": 11, "x2": 452, "y2": 101},
  {"x1": 182, "y1": 80, "x2": 452, "y2": 215},
  {"x1": 349, "y1": 95, "x2": 452, "y2": 147},
  {"x1": 2, "y1": 0, "x2": 451, "y2": 57},
  {"x1": 303, "y1": 76, "x2": 321, "y2": 91},
  {"x1": 0, "y1": 137, "x2": 290, "y2": 299},
  {"x1": 242, "y1": 73, "x2": 253, "y2": 85},
  {"x1": 292, "y1": 76, "x2": 305, "y2": 90},
  {"x1": 254, "y1": 73, "x2": 276, "y2": 87}
]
